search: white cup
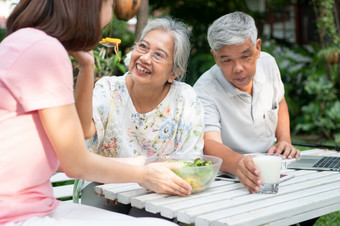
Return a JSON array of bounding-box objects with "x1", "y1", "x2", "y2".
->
[{"x1": 253, "y1": 153, "x2": 282, "y2": 194}]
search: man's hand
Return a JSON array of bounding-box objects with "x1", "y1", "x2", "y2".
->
[
  {"x1": 268, "y1": 141, "x2": 300, "y2": 159},
  {"x1": 235, "y1": 155, "x2": 262, "y2": 193}
]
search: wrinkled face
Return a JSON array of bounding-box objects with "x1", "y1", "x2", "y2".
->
[
  {"x1": 128, "y1": 29, "x2": 178, "y2": 88},
  {"x1": 212, "y1": 38, "x2": 261, "y2": 94},
  {"x1": 100, "y1": 0, "x2": 114, "y2": 28}
]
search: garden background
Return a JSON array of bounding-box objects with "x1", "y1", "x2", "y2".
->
[{"x1": 1, "y1": 0, "x2": 340, "y2": 224}]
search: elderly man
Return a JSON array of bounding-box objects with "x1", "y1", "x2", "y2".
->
[{"x1": 194, "y1": 11, "x2": 300, "y2": 193}]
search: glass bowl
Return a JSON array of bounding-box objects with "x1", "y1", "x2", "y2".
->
[{"x1": 147, "y1": 154, "x2": 222, "y2": 193}]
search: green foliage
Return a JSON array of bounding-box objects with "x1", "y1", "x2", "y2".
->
[
  {"x1": 150, "y1": 0, "x2": 251, "y2": 53},
  {"x1": 0, "y1": 28, "x2": 5, "y2": 42},
  {"x1": 101, "y1": 17, "x2": 135, "y2": 55},
  {"x1": 71, "y1": 47, "x2": 127, "y2": 82},
  {"x1": 315, "y1": 210, "x2": 340, "y2": 226},
  {"x1": 262, "y1": 40, "x2": 314, "y2": 122},
  {"x1": 295, "y1": 76, "x2": 340, "y2": 142},
  {"x1": 93, "y1": 48, "x2": 127, "y2": 77},
  {"x1": 72, "y1": 17, "x2": 132, "y2": 81},
  {"x1": 313, "y1": 0, "x2": 340, "y2": 47},
  {"x1": 312, "y1": 0, "x2": 340, "y2": 87},
  {"x1": 317, "y1": 46, "x2": 340, "y2": 61},
  {"x1": 185, "y1": 53, "x2": 215, "y2": 86},
  {"x1": 262, "y1": 40, "x2": 340, "y2": 144},
  {"x1": 94, "y1": 17, "x2": 133, "y2": 77}
]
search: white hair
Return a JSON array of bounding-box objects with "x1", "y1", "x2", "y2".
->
[
  {"x1": 208, "y1": 11, "x2": 258, "y2": 51},
  {"x1": 137, "y1": 16, "x2": 191, "y2": 81}
]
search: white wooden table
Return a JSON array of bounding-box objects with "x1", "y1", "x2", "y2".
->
[{"x1": 94, "y1": 149, "x2": 340, "y2": 226}]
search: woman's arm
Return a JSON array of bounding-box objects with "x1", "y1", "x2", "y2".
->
[
  {"x1": 38, "y1": 104, "x2": 192, "y2": 196},
  {"x1": 72, "y1": 51, "x2": 96, "y2": 139}
]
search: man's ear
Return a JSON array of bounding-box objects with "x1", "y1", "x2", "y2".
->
[
  {"x1": 255, "y1": 39, "x2": 261, "y2": 58},
  {"x1": 211, "y1": 49, "x2": 220, "y2": 66}
]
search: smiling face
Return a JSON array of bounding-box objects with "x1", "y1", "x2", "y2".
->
[
  {"x1": 212, "y1": 38, "x2": 261, "y2": 94},
  {"x1": 128, "y1": 29, "x2": 178, "y2": 89}
]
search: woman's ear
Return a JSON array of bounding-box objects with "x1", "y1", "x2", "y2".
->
[{"x1": 168, "y1": 69, "x2": 181, "y2": 83}]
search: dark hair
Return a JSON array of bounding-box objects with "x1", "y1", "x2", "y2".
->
[{"x1": 6, "y1": 0, "x2": 107, "y2": 51}]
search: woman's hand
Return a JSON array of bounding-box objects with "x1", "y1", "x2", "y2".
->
[
  {"x1": 139, "y1": 162, "x2": 192, "y2": 197},
  {"x1": 69, "y1": 51, "x2": 95, "y2": 72}
]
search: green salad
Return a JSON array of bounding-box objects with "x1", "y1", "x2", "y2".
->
[
  {"x1": 181, "y1": 158, "x2": 212, "y2": 167},
  {"x1": 171, "y1": 158, "x2": 217, "y2": 193}
]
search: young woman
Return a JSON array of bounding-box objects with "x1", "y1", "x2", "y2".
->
[{"x1": 0, "y1": 0, "x2": 190, "y2": 225}]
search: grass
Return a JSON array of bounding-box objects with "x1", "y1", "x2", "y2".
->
[{"x1": 314, "y1": 211, "x2": 340, "y2": 226}]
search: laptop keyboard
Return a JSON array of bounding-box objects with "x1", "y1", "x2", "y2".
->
[{"x1": 313, "y1": 156, "x2": 340, "y2": 169}]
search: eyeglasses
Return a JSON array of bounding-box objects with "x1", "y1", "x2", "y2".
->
[{"x1": 134, "y1": 42, "x2": 169, "y2": 63}]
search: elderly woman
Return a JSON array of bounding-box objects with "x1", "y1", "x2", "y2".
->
[{"x1": 74, "y1": 17, "x2": 204, "y2": 212}]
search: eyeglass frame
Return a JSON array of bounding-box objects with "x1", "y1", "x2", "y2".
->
[{"x1": 134, "y1": 41, "x2": 170, "y2": 63}]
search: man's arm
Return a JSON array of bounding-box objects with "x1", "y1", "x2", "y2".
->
[
  {"x1": 204, "y1": 131, "x2": 261, "y2": 193},
  {"x1": 276, "y1": 97, "x2": 291, "y2": 143},
  {"x1": 268, "y1": 97, "x2": 300, "y2": 158}
]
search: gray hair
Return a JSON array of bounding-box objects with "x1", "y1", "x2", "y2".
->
[
  {"x1": 137, "y1": 16, "x2": 191, "y2": 81},
  {"x1": 207, "y1": 12, "x2": 258, "y2": 52}
]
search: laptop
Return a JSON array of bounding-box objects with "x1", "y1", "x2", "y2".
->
[{"x1": 287, "y1": 155, "x2": 340, "y2": 171}]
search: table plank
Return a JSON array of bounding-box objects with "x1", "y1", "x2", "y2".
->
[
  {"x1": 159, "y1": 183, "x2": 247, "y2": 218},
  {"x1": 268, "y1": 202, "x2": 340, "y2": 226},
  {"x1": 130, "y1": 181, "x2": 227, "y2": 209},
  {"x1": 210, "y1": 187, "x2": 340, "y2": 226},
  {"x1": 117, "y1": 188, "x2": 150, "y2": 204},
  {"x1": 102, "y1": 183, "x2": 141, "y2": 201},
  {"x1": 94, "y1": 183, "x2": 137, "y2": 196},
  {"x1": 131, "y1": 193, "x2": 169, "y2": 209},
  {"x1": 198, "y1": 179, "x2": 340, "y2": 225},
  {"x1": 177, "y1": 171, "x2": 340, "y2": 224},
  {"x1": 145, "y1": 181, "x2": 238, "y2": 214},
  {"x1": 176, "y1": 171, "x2": 311, "y2": 223}
]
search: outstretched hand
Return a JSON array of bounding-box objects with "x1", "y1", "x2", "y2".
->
[{"x1": 139, "y1": 161, "x2": 192, "y2": 197}]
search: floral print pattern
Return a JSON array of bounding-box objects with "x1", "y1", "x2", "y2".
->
[{"x1": 88, "y1": 73, "x2": 204, "y2": 158}]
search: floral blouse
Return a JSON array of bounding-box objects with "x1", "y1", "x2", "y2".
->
[{"x1": 88, "y1": 73, "x2": 204, "y2": 158}]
